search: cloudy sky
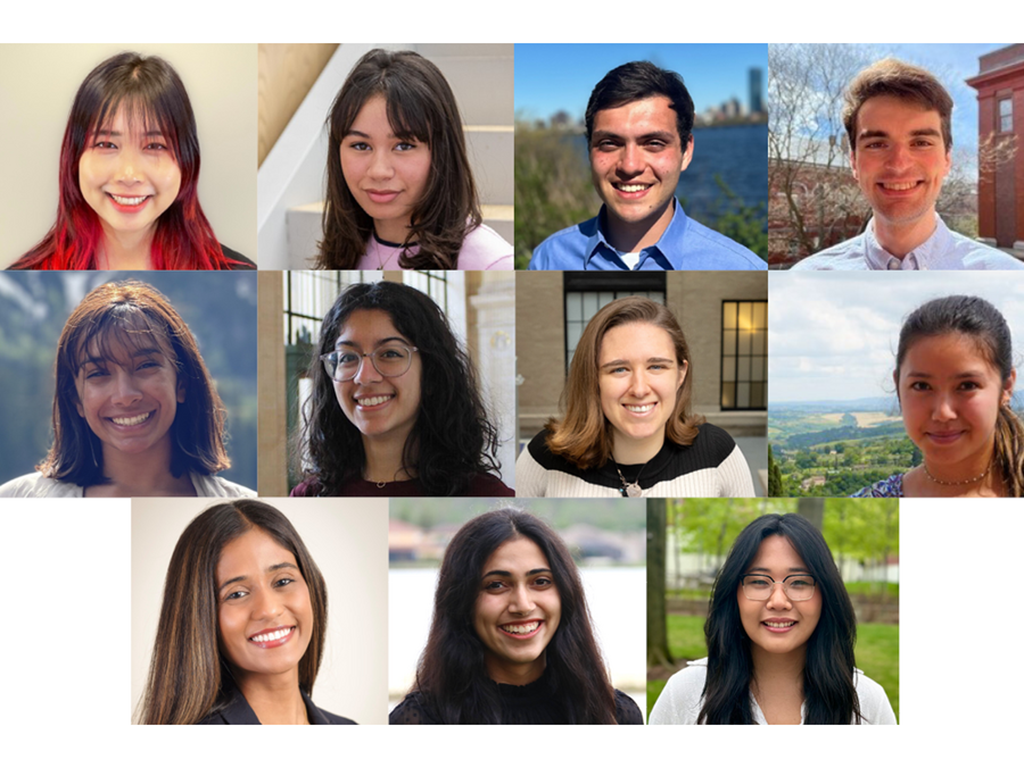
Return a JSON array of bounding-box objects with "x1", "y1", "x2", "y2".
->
[{"x1": 768, "y1": 272, "x2": 1024, "y2": 403}]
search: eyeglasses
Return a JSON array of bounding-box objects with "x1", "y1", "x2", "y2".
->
[
  {"x1": 320, "y1": 344, "x2": 419, "y2": 382},
  {"x1": 740, "y1": 574, "x2": 817, "y2": 602}
]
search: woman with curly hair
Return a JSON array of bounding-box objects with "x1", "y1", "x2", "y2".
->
[{"x1": 292, "y1": 280, "x2": 512, "y2": 496}]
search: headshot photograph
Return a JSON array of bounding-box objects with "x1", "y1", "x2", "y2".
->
[
  {"x1": 388, "y1": 497, "x2": 646, "y2": 724},
  {"x1": 516, "y1": 270, "x2": 767, "y2": 497},
  {"x1": 647, "y1": 498, "x2": 898, "y2": 724},
  {"x1": 258, "y1": 43, "x2": 513, "y2": 270},
  {"x1": 769, "y1": 271, "x2": 1024, "y2": 498},
  {"x1": 0, "y1": 44, "x2": 257, "y2": 270},
  {"x1": 0, "y1": 271, "x2": 257, "y2": 497},
  {"x1": 770, "y1": 43, "x2": 1024, "y2": 270},
  {"x1": 131, "y1": 497, "x2": 389, "y2": 724},
  {"x1": 257, "y1": 270, "x2": 515, "y2": 497},
  {"x1": 515, "y1": 43, "x2": 768, "y2": 271}
]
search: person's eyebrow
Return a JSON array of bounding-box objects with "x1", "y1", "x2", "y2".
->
[
  {"x1": 600, "y1": 356, "x2": 674, "y2": 369},
  {"x1": 335, "y1": 336, "x2": 409, "y2": 349},
  {"x1": 218, "y1": 562, "x2": 298, "y2": 591},
  {"x1": 481, "y1": 567, "x2": 553, "y2": 579},
  {"x1": 857, "y1": 129, "x2": 891, "y2": 142},
  {"x1": 746, "y1": 566, "x2": 810, "y2": 574}
]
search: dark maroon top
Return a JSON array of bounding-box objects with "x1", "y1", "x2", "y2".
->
[{"x1": 290, "y1": 472, "x2": 514, "y2": 498}]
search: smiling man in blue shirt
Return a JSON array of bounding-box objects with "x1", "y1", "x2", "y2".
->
[{"x1": 527, "y1": 61, "x2": 766, "y2": 271}]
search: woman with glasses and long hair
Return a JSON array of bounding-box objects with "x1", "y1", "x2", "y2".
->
[
  {"x1": 139, "y1": 500, "x2": 355, "y2": 724},
  {"x1": 0, "y1": 279, "x2": 254, "y2": 498},
  {"x1": 9, "y1": 51, "x2": 252, "y2": 270},
  {"x1": 292, "y1": 281, "x2": 512, "y2": 496},
  {"x1": 317, "y1": 48, "x2": 511, "y2": 270},
  {"x1": 516, "y1": 296, "x2": 754, "y2": 498},
  {"x1": 649, "y1": 514, "x2": 895, "y2": 724},
  {"x1": 390, "y1": 508, "x2": 642, "y2": 724}
]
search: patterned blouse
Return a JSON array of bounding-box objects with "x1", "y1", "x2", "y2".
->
[{"x1": 851, "y1": 473, "x2": 904, "y2": 498}]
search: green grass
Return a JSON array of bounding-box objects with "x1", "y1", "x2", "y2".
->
[
  {"x1": 845, "y1": 581, "x2": 899, "y2": 598},
  {"x1": 648, "y1": 615, "x2": 899, "y2": 722}
]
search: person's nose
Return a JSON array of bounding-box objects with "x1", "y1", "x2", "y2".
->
[
  {"x1": 628, "y1": 368, "x2": 652, "y2": 398},
  {"x1": 617, "y1": 142, "x2": 644, "y2": 176},
  {"x1": 115, "y1": 146, "x2": 144, "y2": 185},
  {"x1": 765, "y1": 581, "x2": 793, "y2": 611},
  {"x1": 110, "y1": 369, "x2": 142, "y2": 406},
  {"x1": 508, "y1": 583, "x2": 535, "y2": 615},
  {"x1": 353, "y1": 354, "x2": 383, "y2": 385},
  {"x1": 251, "y1": 587, "x2": 284, "y2": 621},
  {"x1": 932, "y1": 392, "x2": 956, "y2": 422},
  {"x1": 884, "y1": 142, "x2": 913, "y2": 173},
  {"x1": 367, "y1": 149, "x2": 394, "y2": 181}
]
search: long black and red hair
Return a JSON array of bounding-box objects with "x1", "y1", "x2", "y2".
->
[{"x1": 10, "y1": 51, "x2": 241, "y2": 270}]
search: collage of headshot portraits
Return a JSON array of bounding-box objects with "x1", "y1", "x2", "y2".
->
[{"x1": 4, "y1": 41, "x2": 1023, "y2": 744}]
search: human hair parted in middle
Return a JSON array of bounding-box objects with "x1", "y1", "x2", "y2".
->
[
  {"x1": 412, "y1": 508, "x2": 617, "y2": 723},
  {"x1": 701, "y1": 514, "x2": 861, "y2": 724},
  {"x1": 319, "y1": 48, "x2": 482, "y2": 270},
  {"x1": 545, "y1": 295, "x2": 704, "y2": 469},
  {"x1": 139, "y1": 500, "x2": 327, "y2": 724}
]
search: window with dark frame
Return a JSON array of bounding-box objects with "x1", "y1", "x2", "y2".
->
[
  {"x1": 721, "y1": 300, "x2": 767, "y2": 411},
  {"x1": 563, "y1": 273, "x2": 667, "y2": 369}
]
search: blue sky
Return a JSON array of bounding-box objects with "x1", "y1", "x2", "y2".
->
[
  {"x1": 514, "y1": 44, "x2": 767, "y2": 123},
  {"x1": 768, "y1": 272, "x2": 1024, "y2": 404}
]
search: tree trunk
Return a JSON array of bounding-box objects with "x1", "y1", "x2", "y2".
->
[
  {"x1": 796, "y1": 497, "x2": 824, "y2": 530},
  {"x1": 647, "y1": 498, "x2": 674, "y2": 668}
]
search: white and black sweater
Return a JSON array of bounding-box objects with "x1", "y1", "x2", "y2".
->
[{"x1": 514, "y1": 424, "x2": 755, "y2": 498}]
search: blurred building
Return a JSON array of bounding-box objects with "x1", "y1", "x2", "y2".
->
[
  {"x1": 749, "y1": 67, "x2": 763, "y2": 114},
  {"x1": 967, "y1": 44, "x2": 1024, "y2": 250}
]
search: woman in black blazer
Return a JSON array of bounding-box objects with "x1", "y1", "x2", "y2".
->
[{"x1": 138, "y1": 499, "x2": 355, "y2": 724}]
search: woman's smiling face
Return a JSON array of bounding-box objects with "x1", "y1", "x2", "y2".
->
[
  {"x1": 473, "y1": 537, "x2": 561, "y2": 685},
  {"x1": 74, "y1": 333, "x2": 184, "y2": 462},
  {"x1": 78, "y1": 105, "x2": 182, "y2": 244},
  {"x1": 216, "y1": 528, "x2": 313, "y2": 682}
]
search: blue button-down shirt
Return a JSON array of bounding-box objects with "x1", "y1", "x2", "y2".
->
[
  {"x1": 790, "y1": 215, "x2": 1024, "y2": 270},
  {"x1": 527, "y1": 200, "x2": 766, "y2": 270}
]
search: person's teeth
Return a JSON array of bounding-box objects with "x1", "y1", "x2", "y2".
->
[
  {"x1": 625, "y1": 404, "x2": 654, "y2": 413},
  {"x1": 250, "y1": 627, "x2": 293, "y2": 643},
  {"x1": 616, "y1": 184, "x2": 649, "y2": 192},
  {"x1": 111, "y1": 412, "x2": 151, "y2": 426},
  {"x1": 882, "y1": 182, "x2": 917, "y2": 191},
  {"x1": 111, "y1": 194, "x2": 147, "y2": 205},
  {"x1": 357, "y1": 395, "x2": 393, "y2": 406},
  {"x1": 501, "y1": 621, "x2": 539, "y2": 635}
]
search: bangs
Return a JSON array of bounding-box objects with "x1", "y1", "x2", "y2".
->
[
  {"x1": 382, "y1": 87, "x2": 432, "y2": 145},
  {"x1": 71, "y1": 304, "x2": 178, "y2": 373},
  {"x1": 86, "y1": 94, "x2": 181, "y2": 159}
]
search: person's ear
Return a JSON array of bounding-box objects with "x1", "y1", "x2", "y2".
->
[{"x1": 680, "y1": 135, "x2": 694, "y2": 173}]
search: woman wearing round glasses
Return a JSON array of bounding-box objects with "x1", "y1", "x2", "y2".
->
[
  {"x1": 649, "y1": 514, "x2": 896, "y2": 724},
  {"x1": 291, "y1": 281, "x2": 513, "y2": 497}
]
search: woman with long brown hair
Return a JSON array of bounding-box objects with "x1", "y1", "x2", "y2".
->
[
  {"x1": 516, "y1": 296, "x2": 754, "y2": 497},
  {"x1": 138, "y1": 500, "x2": 355, "y2": 724},
  {"x1": 317, "y1": 48, "x2": 511, "y2": 270}
]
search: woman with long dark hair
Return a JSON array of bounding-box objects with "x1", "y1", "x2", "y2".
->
[
  {"x1": 9, "y1": 51, "x2": 252, "y2": 270},
  {"x1": 516, "y1": 296, "x2": 754, "y2": 497},
  {"x1": 138, "y1": 500, "x2": 354, "y2": 724},
  {"x1": 317, "y1": 48, "x2": 511, "y2": 270},
  {"x1": 390, "y1": 508, "x2": 642, "y2": 724},
  {"x1": 0, "y1": 279, "x2": 253, "y2": 497},
  {"x1": 649, "y1": 514, "x2": 895, "y2": 724},
  {"x1": 854, "y1": 295, "x2": 1023, "y2": 497},
  {"x1": 292, "y1": 281, "x2": 512, "y2": 497}
]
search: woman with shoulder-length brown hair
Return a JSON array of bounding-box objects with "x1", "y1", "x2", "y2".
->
[
  {"x1": 516, "y1": 296, "x2": 754, "y2": 498},
  {"x1": 138, "y1": 499, "x2": 355, "y2": 725},
  {"x1": 0, "y1": 279, "x2": 253, "y2": 497}
]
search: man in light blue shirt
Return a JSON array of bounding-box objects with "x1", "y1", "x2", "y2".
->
[
  {"x1": 792, "y1": 58, "x2": 1023, "y2": 271},
  {"x1": 527, "y1": 61, "x2": 765, "y2": 271}
]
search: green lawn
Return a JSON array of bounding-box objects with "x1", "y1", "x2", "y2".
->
[{"x1": 648, "y1": 615, "x2": 899, "y2": 722}]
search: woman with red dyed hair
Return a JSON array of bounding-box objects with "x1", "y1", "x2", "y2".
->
[{"x1": 9, "y1": 52, "x2": 253, "y2": 270}]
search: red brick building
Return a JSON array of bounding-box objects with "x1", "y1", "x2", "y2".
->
[{"x1": 967, "y1": 45, "x2": 1024, "y2": 250}]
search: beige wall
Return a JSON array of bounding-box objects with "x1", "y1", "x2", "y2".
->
[{"x1": 258, "y1": 44, "x2": 337, "y2": 167}]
